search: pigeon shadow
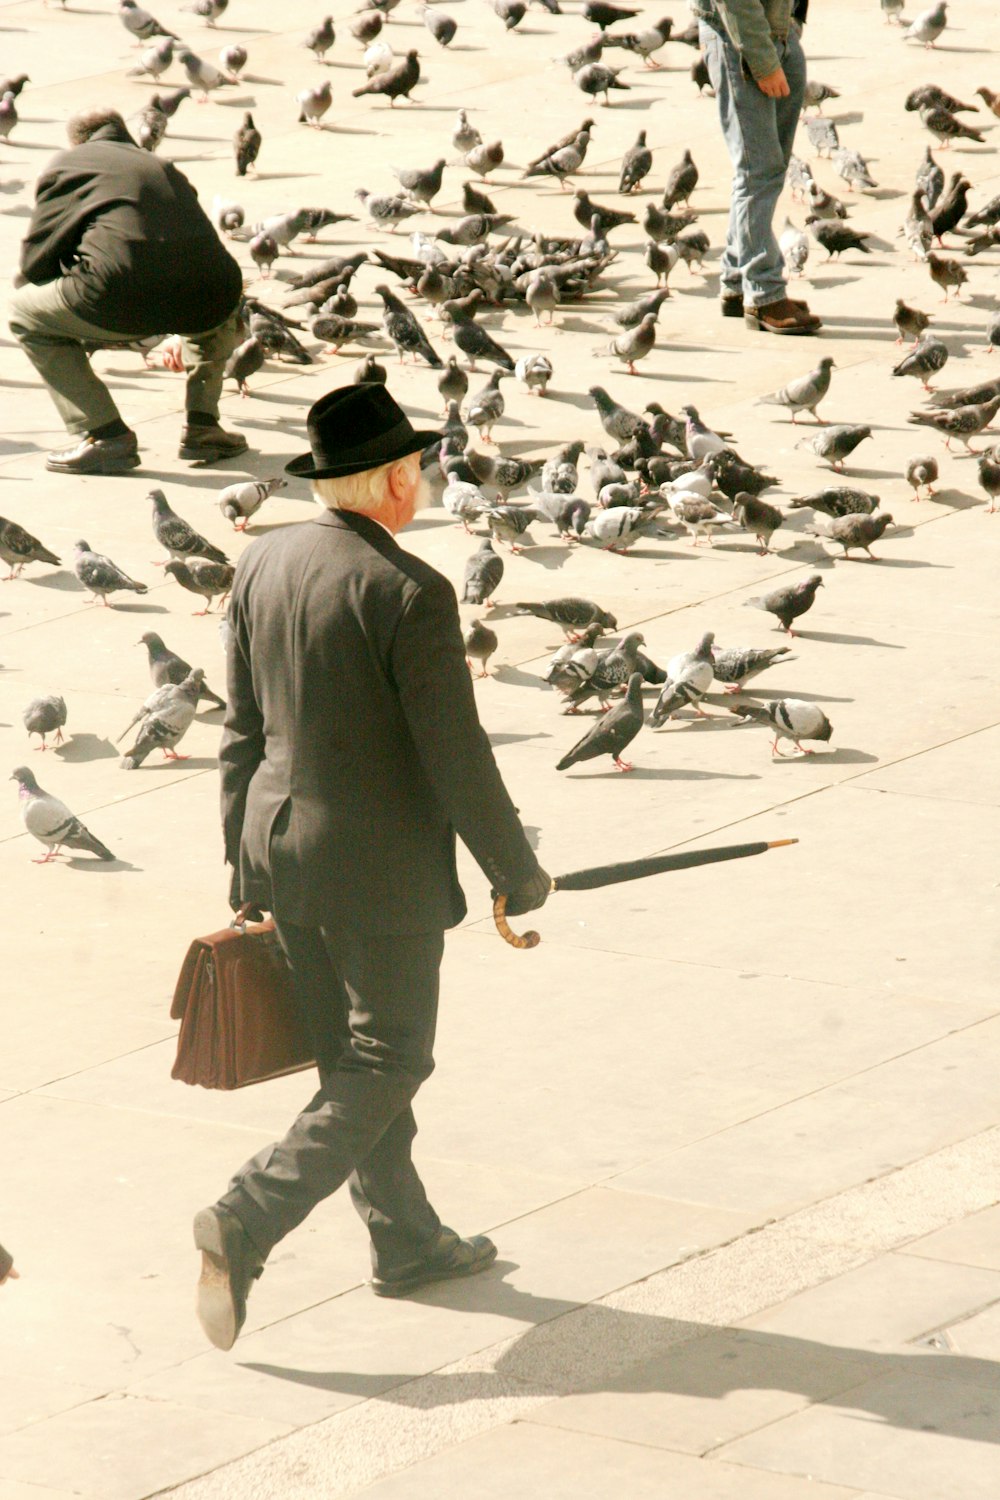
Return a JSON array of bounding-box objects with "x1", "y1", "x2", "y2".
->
[
  {"x1": 516, "y1": 546, "x2": 571, "y2": 570},
  {"x1": 67, "y1": 857, "x2": 143, "y2": 873},
  {"x1": 128, "y1": 756, "x2": 218, "y2": 771},
  {"x1": 24, "y1": 572, "x2": 79, "y2": 591},
  {"x1": 491, "y1": 663, "x2": 549, "y2": 691},
  {"x1": 795, "y1": 629, "x2": 905, "y2": 648},
  {"x1": 488, "y1": 731, "x2": 553, "y2": 747},
  {"x1": 54, "y1": 734, "x2": 119, "y2": 764},
  {"x1": 102, "y1": 602, "x2": 170, "y2": 614},
  {"x1": 582, "y1": 766, "x2": 760, "y2": 781}
]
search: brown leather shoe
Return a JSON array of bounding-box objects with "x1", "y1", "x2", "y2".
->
[
  {"x1": 371, "y1": 1226, "x2": 498, "y2": 1298},
  {"x1": 745, "y1": 298, "x2": 822, "y2": 334},
  {"x1": 45, "y1": 431, "x2": 140, "y2": 475},
  {"x1": 722, "y1": 292, "x2": 812, "y2": 318},
  {"x1": 178, "y1": 424, "x2": 249, "y2": 464}
]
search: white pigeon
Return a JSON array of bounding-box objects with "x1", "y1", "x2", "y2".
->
[
  {"x1": 731, "y1": 698, "x2": 834, "y2": 757},
  {"x1": 585, "y1": 506, "x2": 648, "y2": 552},
  {"x1": 216, "y1": 478, "x2": 287, "y2": 531},
  {"x1": 681, "y1": 405, "x2": 725, "y2": 463},
  {"x1": 905, "y1": 0, "x2": 946, "y2": 45},
  {"x1": 11, "y1": 766, "x2": 115, "y2": 863},
  {"x1": 442, "y1": 480, "x2": 488, "y2": 530},
  {"x1": 659, "y1": 470, "x2": 713, "y2": 500},
  {"x1": 177, "y1": 47, "x2": 236, "y2": 96},
  {"x1": 649, "y1": 632, "x2": 717, "y2": 725},
  {"x1": 515, "y1": 353, "x2": 553, "y2": 396},
  {"x1": 780, "y1": 217, "x2": 809, "y2": 275}
]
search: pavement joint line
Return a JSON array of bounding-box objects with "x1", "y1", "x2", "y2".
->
[{"x1": 159, "y1": 1126, "x2": 1000, "y2": 1500}]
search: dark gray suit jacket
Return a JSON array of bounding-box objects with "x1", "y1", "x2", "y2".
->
[{"x1": 219, "y1": 508, "x2": 539, "y2": 934}]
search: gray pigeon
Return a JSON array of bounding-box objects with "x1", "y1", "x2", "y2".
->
[
  {"x1": 787, "y1": 486, "x2": 880, "y2": 517},
  {"x1": 462, "y1": 539, "x2": 504, "y2": 605},
  {"x1": 807, "y1": 511, "x2": 895, "y2": 560},
  {"x1": 375, "y1": 285, "x2": 443, "y2": 367},
  {"x1": 176, "y1": 47, "x2": 235, "y2": 96},
  {"x1": 649, "y1": 632, "x2": 716, "y2": 726},
  {"x1": 908, "y1": 394, "x2": 1000, "y2": 451},
  {"x1": 796, "y1": 424, "x2": 872, "y2": 472},
  {"x1": 745, "y1": 574, "x2": 824, "y2": 635},
  {"x1": 23, "y1": 696, "x2": 67, "y2": 750},
  {"x1": 892, "y1": 335, "x2": 948, "y2": 391},
  {"x1": 606, "y1": 314, "x2": 656, "y2": 375},
  {"x1": 217, "y1": 477, "x2": 286, "y2": 530},
  {"x1": 905, "y1": 0, "x2": 947, "y2": 46},
  {"x1": 73, "y1": 541, "x2": 148, "y2": 606},
  {"x1": 297, "y1": 79, "x2": 333, "y2": 125},
  {"x1": 12, "y1": 766, "x2": 115, "y2": 863},
  {"x1": 805, "y1": 117, "x2": 839, "y2": 157},
  {"x1": 730, "y1": 699, "x2": 834, "y2": 757},
  {"x1": 711, "y1": 645, "x2": 793, "y2": 693},
  {"x1": 557, "y1": 672, "x2": 644, "y2": 772},
  {"x1": 120, "y1": 0, "x2": 178, "y2": 43},
  {"x1": 127, "y1": 36, "x2": 175, "y2": 77},
  {"x1": 563, "y1": 630, "x2": 646, "y2": 710},
  {"x1": 464, "y1": 619, "x2": 498, "y2": 677},
  {"x1": 755, "y1": 358, "x2": 835, "y2": 423},
  {"x1": 150, "y1": 490, "x2": 229, "y2": 564},
  {"x1": 514, "y1": 598, "x2": 617, "y2": 637},
  {"x1": 467, "y1": 370, "x2": 508, "y2": 442},
  {"x1": 119, "y1": 670, "x2": 204, "y2": 768},
  {"x1": 618, "y1": 129, "x2": 652, "y2": 193},
  {"x1": 164, "y1": 559, "x2": 236, "y2": 614},
  {"x1": 138, "y1": 631, "x2": 226, "y2": 710},
  {"x1": 304, "y1": 16, "x2": 335, "y2": 58},
  {"x1": 391, "y1": 158, "x2": 446, "y2": 206},
  {"x1": 733, "y1": 493, "x2": 784, "y2": 555}
]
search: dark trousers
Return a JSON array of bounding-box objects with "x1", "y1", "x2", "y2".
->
[{"x1": 218, "y1": 920, "x2": 444, "y2": 1270}]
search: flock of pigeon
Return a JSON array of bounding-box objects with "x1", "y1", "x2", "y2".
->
[{"x1": 2, "y1": 0, "x2": 999, "y2": 863}]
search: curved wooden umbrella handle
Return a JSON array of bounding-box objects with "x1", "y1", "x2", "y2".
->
[{"x1": 492, "y1": 893, "x2": 542, "y2": 950}]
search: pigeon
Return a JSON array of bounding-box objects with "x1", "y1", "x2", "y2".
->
[
  {"x1": 451, "y1": 111, "x2": 481, "y2": 158},
  {"x1": 136, "y1": 98, "x2": 169, "y2": 153},
  {"x1": 164, "y1": 559, "x2": 235, "y2": 613},
  {"x1": 589, "y1": 386, "x2": 641, "y2": 444},
  {"x1": 919, "y1": 104, "x2": 985, "y2": 147},
  {"x1": 803, "y1": 80, "x2": 840, "y2": 112},
  {"x1": 127, "y1": 36, "x2": 175, "y2": 78},
  {"x1": 604, "y1": 17, "x2": 672, "y2": 68},
  {"x1": 807, "y1": 219, "x2": 872, "y2": 258},
  {"x1": 563, "y1": 632, "x2": 649, "y2": 712},
  {"x1": 524, "y1": 130, "x2": 591, "y2": 188},
  {"x1": 908, "y1": 395, "x2": 1000, "y2": 451},
  {"x1": 573, "y1": 63, "x2": 630, "y2": 105},
  {"x1": 0, "y1": 92, "x2": 17, "y2": 140},
  {"x1": 119, "y1": 670, "x2": 204, "y2": 768},
  {"x1": 23, "y1": 696, "x2": 67, "y2": 751},
  {"x1": 905, "y1": 454, "x2": 939, "y2": 500},
  {"x1": 462, "y1": 538, "x2": 503, "y2": 605},
  {"x1": 149, "y1": 491, "x2": 229, "y2": 565},
  {"x1": 613, "y1": 288, "x2": 671, "y2": 331},
  {"x1": 977, "y1": 447, "x2": 1000, "y2": 513},
  {"x1": 224, "y1": 336, "x2": 265, "y2": 396},
  {"x1": 516, "y1": 353, "x2": 552, "y2": 396},
  {"x1": 805, "y1": 117, "x2": 839, "y2": 157},
  {"x1": 745, "y1": 574, "x2": 824, "y2": 635},
  {"x1": 11, "y1": 767, "x2": 115, "y2": 863},
  {"x1": 787, "y1": 154, "x2": 815, "y2": 200},
  {"x1": 670, "y1": 495, "x2": 732, "y2": 546},
  {"x1": 705, "y1": 449, "x2": 778, "y2": 499},
  {"x1": 975, "y1": 88, "x2": 1000, "y2": 121},
  {"x1": 645, "y1": 241, "x2": 679, "y2": 286},
  {"x1": 805, "y1": 179, "x2": 848, "y2": 221},
  {"x1": 297, "y1": 80, "x2": 333, "y2": 125},
  {"x1": 515, "y1": 598, "x2": 618, "y2": 638},
  {"x1": 357, "y1": 190, "x2": 422, "y2": 234},
  {"x1": 138, "y1": 631, "x2": 225, "y2": 709},
  {"x1": 176, "y1": 48, "x2": 236, "y2": 97},
  {"x1": 467, "y1": 370, "x2": 508, "y2": 442},
  {"x1": 606, "y1": 314, "x2": 656, "y2": 375},
  {"x1": 681, "y1": 404, "x2": 725, "y2": 462},
  {"x1": 733, "y1": 493, "x2": 785, "y2": 555},
  {"x1": 892, "y1": 334, "x2": 948, "y2": 391},
  {"x1": 881, "y1": 0, "x2": 904, "y2": 20},
  {"x1": 619, "y1": 130, "x2": 652, "y2": 193},
  {"x1": 788, "y1": 486, "x2": 880, "y2": 517},
  {"x1": 796, "y1": 424, "x2": 872, "y2": 473},
  {"x1": 443, "y1": 480, "x2": 488, "y2": 530},
  {"x1": 353, "y1": 353, "x2": 388, "y2": 385},
  {"x1": 643, "y1": 202, "x2": 697, "y2": 244},
  {"x1": 349, "y1": 9, "x2": 384, "y2": 46},
  {"x1": 674, "y1": 230, "x2": 710, "y2": 270},
  {"x1": 711, "y1": 645, "x2": 793, "y2": 693},
  {"x1": 311, "y1": 313, "x2": 381, "y2": 352},
  {"x1": 585, "y1": 505, "x2": 655, "y2": 552},
  {"x1": 437, "y1": 356, "x2": 469, "y2": 410},
  {"x1": 915, "y1": 147, "x2": 945, "y2": 211},
  {"x1": 73, "y1": 541, "x2": 148, "y2": 606},
  {"x1": 661, "y1": 148, "x2": 699, "y2": 208},
  {"x1": 0, "y1": 517, "x2": 60, "y2": 580},
  {"x1": 926, "y1": 251, "x2": 967, "y2": 301},
  {"x1": 780, "y1": 218, "x2": 809, "y2": 276},
  {"x1": 755, "y1": 358, "x2": 835, "y2": 424},
  {"x1": 904, "y1": 0, "x2": 947, "y2": 46},
  {"x1": 649, "y1": 632, "x2": 716, "y2": 725},
  {"x1": 584, "y1": 0, "x2": 638, "y2": 28},
  {"x1": 894, "y1": 298, "x2": 932, "y2": 344},
  {"x1": 964, "y1": 190, "x2": 1000, "y2": 230},
  {"x1": 465, "y1": 140, "x2": 504, "y2": 179},
  {"x1": 375, "y1": 285, "x2": 443, "y2": 367},
  {"x1": 525, "y1": 274, "x2": 559, "y2": 329},
  {"x1": 545, "y1": 623, "x2": 606, "y2": 691},
  {"x1": 392, "y1": 159, "x2": 446, "y2": 206},
  {"x1": 183, "y1": 0, "x2": 227, "y2": 22},
  {"x1": 234, "y1": 114, "x2": 261, "y2": 177},
  {"x1": 352, "y1": 50, "x2": 421, "y2": 104},
  {"x1": 730, "y1": 699, "x2": 833, "y2": 757},
  {"x1": 930, "y1": 376, "x2": 1000, "y2": 411},
  {"x1": 304, "y1": 16, "x2": 335, "y2": 59},
  {"x1": 930, "y1": 173, "x2": 971, "y2": 242},
  {"x1": 484, "y1": 504, "x2": 541, "y2": 552},
  {"x1": 120, "y1": 0, "x2": 177, "y2": 43},
  {"x1": 462, "y1": 181, "x2": 497, "y2": 216},
  {"x1": 807, "y1": 511, "x2": 895, "y2": 560},
  {"x1": 834, "y1": 147, "x2": 876, "y2": 192},
  {"x1": 217, "y1": 478, "x2": 286, "y2": 531},
  {"x1": 463, "y1": 619, "x2": 497, "y2": 677},
  {"x1": 420, "y1": 5, "x2": 457, "y2": 45},
  {"x1": 249, "y1": 233, "x2": 279, "y2": 277},
  {"x1": 556, "y1": 672, "x2": 644, "y2": 773}
]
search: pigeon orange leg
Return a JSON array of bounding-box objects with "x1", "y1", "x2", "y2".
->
[
  {"x1": 613, "y1": 757, "x2": 634, "y2": 772},
  {"x1": 162, "y1": 749, "x2": 190, "y2": 760}
]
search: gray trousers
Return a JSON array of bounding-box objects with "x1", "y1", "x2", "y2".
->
[
  {"x1": 700, "y1": 21, "x2": 807, "y2": 307},
  {"x1": 8, "y1": 279, "x2": 240, "y2": 437},
  {"x1": 219, "y1": 921, "x2": 444, "y2": 1272}
]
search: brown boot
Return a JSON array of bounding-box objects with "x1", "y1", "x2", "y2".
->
[{"x1": 745, "y1": 298, "x2": 822, "y2": 335}]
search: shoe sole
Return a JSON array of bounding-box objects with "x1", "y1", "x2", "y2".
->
[
  {"x1": 178, "y1": 444, "x2": 249, "y2": 463},
  {"x1": 371, "y1": 1243, "x2": 499, "y2": 1299},
  {"x1": 193, "y1": 1207, "x2": 239, "y2": 1351},
  {"x1": 45, "y1": 453, "x2": 140, "y2": 475},
  {"x1": 744, "y1": 317, "x2": 821, "y2": 335}
]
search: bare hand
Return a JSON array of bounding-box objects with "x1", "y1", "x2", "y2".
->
[
  {"x1": 0, "y1": 1265, "x2": 19, "y2": 1286},
  {"x1": 757, "y1": 66, "x2": 790, "y2": 97}
]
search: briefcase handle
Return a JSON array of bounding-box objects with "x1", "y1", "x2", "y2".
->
[{"x1": 230, "y1": 902, "x2": 266, "y2": 933}]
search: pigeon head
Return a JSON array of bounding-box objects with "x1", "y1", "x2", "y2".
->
[
  {"x1": 597, "y1": 609, "x2": 618, "y2": 629},
  {"x1": 138, "y1": 631, "x2": 166, "y2": 652},
  {"x1": 11, "y1": 765, "x2": 38, "y2": 791},
  {"x1": 695, "y1": 632, "x2": 716, "y2": 658},
  {"x1": 622, "y1": 631, "x2": 645, "y2": 650},
  {"x1": 148, "y1": 490, "x2": 169, "y2": 512},
  {"x1": 804, "y1": 573, "x2": 825, "y2": 591},
  {"x1": 818, "y1": 357, "x2": 836, "y2": 370},
  {"x1": 164, "y1": 561, "x2": 187, "y2": 580},
  {"x1": 74, "y1": 539, "x2": 91, "y2": 553}
]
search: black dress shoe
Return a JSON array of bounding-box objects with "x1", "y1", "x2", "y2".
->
[
  {"x1": 193, "y1": 1205, "x2": 264, "y2": 1350},
  {"x1": 45, "y1": 431, "x2": 140, "y2": 474},
  {"x1": 371, "y1": 1227, "x2": 498, "y2": 1298}
]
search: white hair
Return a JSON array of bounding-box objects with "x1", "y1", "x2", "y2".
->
[{"x1": 312, "y1": 453, "x2": 423, "y2": 514}]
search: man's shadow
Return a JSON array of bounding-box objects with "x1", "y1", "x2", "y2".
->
[{"x1": 241, "y1": 1267, "x2": 1000, "y2": 1439}]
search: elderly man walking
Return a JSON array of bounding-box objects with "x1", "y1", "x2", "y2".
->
[
  {"x1": 694, "y1": 0, "x2": 821, "y2": 334},
  {"x1": 10, "y1": 109, "x2": 246, "y2": 474},
  {"x1": 196, "y1": 385, "x2": 549, "y2": 1351}
]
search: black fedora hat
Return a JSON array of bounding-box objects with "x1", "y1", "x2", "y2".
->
[{"x1": 286, "y1": 384, "x2": 440, "y2": 480}]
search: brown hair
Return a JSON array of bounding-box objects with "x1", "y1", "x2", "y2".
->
[{"x1": 67, "y1": 109, "x2": 134, "y2": 147}]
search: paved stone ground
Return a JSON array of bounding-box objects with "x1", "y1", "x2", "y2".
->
[{"x1": 0, "y1": 0, "x2": 998, "y2": 1495}]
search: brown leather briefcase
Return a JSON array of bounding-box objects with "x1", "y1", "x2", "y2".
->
[{"x1": 171, "y1": 910, "x2": 315, "y2": 1089}]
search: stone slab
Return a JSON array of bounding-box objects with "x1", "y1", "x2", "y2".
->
[{"x1": 903, "y1": 1206, "x2": 1000, "y2": 1274}]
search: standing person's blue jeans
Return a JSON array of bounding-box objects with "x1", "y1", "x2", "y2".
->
[{"x1": 700, "y1": 20, "x2": 806, "y2": 309}]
